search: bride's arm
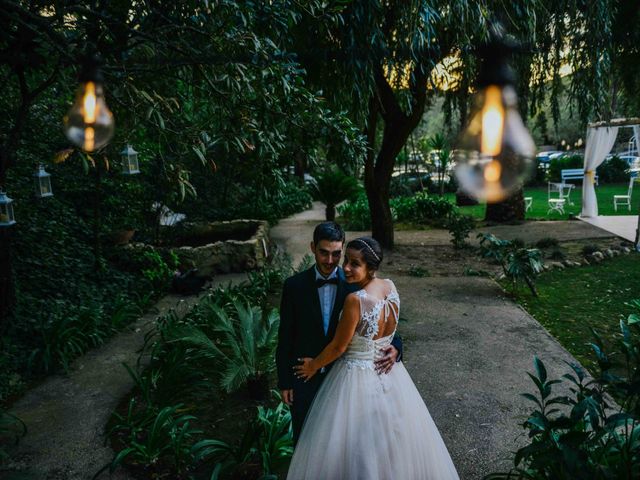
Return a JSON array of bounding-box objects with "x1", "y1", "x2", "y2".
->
[{"x1": 294, "y1": 293, "x2": 360, "y2": 380}]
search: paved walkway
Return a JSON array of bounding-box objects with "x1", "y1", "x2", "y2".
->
[
  {"x1": 271, "y1": 203, "x2": 597, "y2": 479},
  {"x1": 1, "y1": 274, "x2": 247, "y2": 480}
]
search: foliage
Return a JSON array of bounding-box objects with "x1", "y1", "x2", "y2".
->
[
  {"x1": 195, "y1": 396, "x2": 293, "y2": 479},
  {"x1": 408, "y1": 266, "x2": 430, "y2": 278},
  {"x1": 581, "y1": 244, "x2": 602, "y2": 256},
  {"x1": 0, "y1": 408, "x2": 26, "y2": 462},
  {"x1": 141, "y1": 250, "x2": 179, "y2": 293},
  {"x1": 170, "y1": 300, "x2": 279, "y2": 400},
  {"x1": 486, "y1": 302, "x2": 640, "y2": 479},
  {"x1": 310, "y1": 167, "x2": 361, "y2": 220},
  {"x1": 337, "y1": 193, "x2": 371, "y2": 231},
  {"x1": 478, "y1": 233, "x2": 544, "y2": 297},
  {"x1": 446, "y1": 214, "x2": 476, "y2": 249},
  {"x1": 526, "y1": 163, "x2": 548, "y2": 188},
  {"x1": 413, "y1": 193, "x2": 457, "y2": 225},
  {"x1": 598, "y1": 156, "x2": 632, "y2": 184},
  {"x1": 548, "y1": 155, "x2": 584, "y2": 183}
]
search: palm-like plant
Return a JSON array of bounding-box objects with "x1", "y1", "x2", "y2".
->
[
  {"x1": 310, "y1": 167, "x2": 361, "y2": 220},
  {"x1": 171, "y1": 299, "x2": 279, "y2": 401},
  {"x1": 478, "y1": 233, "x2": 544, "y2": 296}
]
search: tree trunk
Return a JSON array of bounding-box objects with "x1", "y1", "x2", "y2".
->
[
  {"x1": 325, "y1": 204, "x2": 335, "y2": 221},
  {"x1": 485, "y1": 189, "x2": 526, "y2": 223},
  {"x1": 363, "y1": 67, "x2": 430, "y2": 249}
]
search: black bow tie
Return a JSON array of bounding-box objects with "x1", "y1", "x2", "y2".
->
[{"x1": 316, "y1": 277, "x2": 339, "y2": 288}]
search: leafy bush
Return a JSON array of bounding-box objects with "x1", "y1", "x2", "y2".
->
[
  {"x1": 141, "y1": 250, "x2": 179, "y2": 292},
  {"x1": 414, "y1": 192, "x2": 456, "y2": 225},
  {"x1": 487, "y1": 300, "x2": 640, "y2": 480},
  {"x1": 446, "y1": 213, "x2": 476, "y2": 249},
  {"x1": 408, "y1": 265, "x2": 430, "y2": 277},
  {"x1": 525, "y1": 162, "x2": 548, "y2": 187},
  {"x1": 337, "y1": 193, "x2": 371, "y2": 230},
  {"x1": 390, "y1": 196, "x2": 417, "y2": 222},
  {"x1": 478, "y1": 233, "x2": 544, "y2": 296},
  {"x1": 598, "y1": 155, "x2": 630, "y2": 183},
  {"x1": 0, "y1": 408, "x2": 26, "y2": 462},
  {"x1": 548, "y1": 154, "x2": 584, "y2": 182}
]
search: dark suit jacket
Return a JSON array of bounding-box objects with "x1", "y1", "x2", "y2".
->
[{"x1": 276, "y1": 266, "x2": 403, "y2": 442}]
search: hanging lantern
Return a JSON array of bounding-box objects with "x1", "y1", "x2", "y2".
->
[
  {"x1": 0, "y1": 190, "x2": 16, "y2": 226},
  {"x1": 454, "y1": 28, "x2": 535, "y2": 203},
  {"x1": 34, "y1": 164, "x2": 53, "y2": 198},
  {"x1": 121, "y1": 145, "x2": 140, "y2": 175},
  {"x1": 63, "y1": 55, "x2": 114, "y2": 152}
]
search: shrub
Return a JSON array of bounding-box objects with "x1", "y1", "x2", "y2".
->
[
  {"x1": 478, "y1": 233, "x2": 544, "y2": 296},
  {"x1": 390, "y1": 196, "x2": 417, "y2": 223},
  {"x1": 525, "y1": 162, "x2": 548, "y2": 187},
  {"x1": 414, "y1": 193, "x2": 456, "y2": 225},
  {"x1": 598, "y1": 155, "x2": 630, "y2": 183},
  {"x1": 408, "y1": 266, "x2": 430, "y2": 277},
  {"x1": 548, "y1": 249, "x2": 566, "y2": 261},
  {"x1": 486, "y1": 300, "x2": 640, "y2": 480},
  {"x1": 548, "y1": 154, "x2": 584, "y2": 182},
  {"x1": 446, "y1": 213, "x2": 476, "y2": 249},
  {"x1": 337, "y1": 194, "x2": 371, "y2": 230}
]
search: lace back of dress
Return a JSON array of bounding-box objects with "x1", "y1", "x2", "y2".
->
[{"x1": 355, "y1": 279, "x2": 400, "y2": 339}]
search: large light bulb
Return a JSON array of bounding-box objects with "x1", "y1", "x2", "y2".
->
[
  {"x1": 454, "y1": 85, "x2": 535, "y2": 203},
  {"x1": 63, "y1": 80, "x2": 114, "y2": 152}
]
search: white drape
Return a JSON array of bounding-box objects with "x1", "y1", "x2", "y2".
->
[
  {"x1": 633, "y1": 125, "x2": 640, "y2": 155},
  {"x1": 581, "y1": 126, "x2": 619, "y2": 217}
]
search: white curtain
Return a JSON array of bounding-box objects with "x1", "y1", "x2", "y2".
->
[
  {"x1": 633, "y1": 125, "x2": 640, "y2": 155},
  {"x1": 581, "y1": 126, "x2": 619, "y2": 217}
]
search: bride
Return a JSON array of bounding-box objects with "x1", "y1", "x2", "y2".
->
[{"x1": 288, "y1": 236, "x2": 459, "y2": 480}]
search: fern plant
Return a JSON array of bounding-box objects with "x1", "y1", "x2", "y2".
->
[
  {"x1": 171, "y1": 300, "x2": 279, "y2": 400},
  {"x1": 310, "y1": 167, "x2": 360, "y2": 220}
]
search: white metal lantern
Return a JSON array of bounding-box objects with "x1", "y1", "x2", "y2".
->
[
  {"x1": 0, "y1": 190, "x2": 16, "y2": 226},
  {"x1": 34, "y1": 164, "x2": 53, "y2": 198},
  {"x1": 121, "y1": 144, "x2": 140, "y2": 175}
]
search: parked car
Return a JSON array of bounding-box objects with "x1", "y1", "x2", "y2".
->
[{"x1": 536, "y1": 150, "x2": 564, "y2": 163}]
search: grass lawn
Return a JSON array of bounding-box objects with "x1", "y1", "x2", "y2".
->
[
  {"x1": 444, "y1": 182, "x2": 640, "y2": 220},
  {"x1": 510, "y1": 254, "x2": 640, "y2": 373}
]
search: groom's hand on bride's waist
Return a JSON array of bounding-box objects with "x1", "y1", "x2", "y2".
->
[
  {"x1": 375, "y1": 345, "x2": 398, "y2": 374},
  {"x1": 281, "y1": 389, "x2": 293, "y2": 406}
]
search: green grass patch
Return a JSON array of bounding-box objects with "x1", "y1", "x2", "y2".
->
[
  {"x1": 444, "y1": 182, "x2": 640, "y2": 220},
  {"x1": 511, "y1": 254, "x2": 640, "y2": 372}
]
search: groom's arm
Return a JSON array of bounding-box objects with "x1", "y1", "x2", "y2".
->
[
  {"x1": 276, "y1": 278, "x2": 295, "y2": 391},
  {"x1": 375, "y1": 334, "x2": 403, "y2": 374}
]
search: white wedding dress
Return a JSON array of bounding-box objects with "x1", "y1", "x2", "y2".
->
[{"x1": 286, "y1": 279, "x2": 459, "y2": 480}]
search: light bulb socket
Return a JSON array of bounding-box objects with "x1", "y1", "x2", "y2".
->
[
  {"x1": 78, "y1": 54, "x2": 104, "y2": 84},
  {"x1": 475, "y1": 23, "x2": 518, "y2": 88}
]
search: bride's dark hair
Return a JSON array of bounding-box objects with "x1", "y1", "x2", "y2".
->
[{"x1": 346, "y1": 236, "x2": 383, "y2": 271}]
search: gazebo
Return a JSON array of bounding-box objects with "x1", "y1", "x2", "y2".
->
[{"x1": 579, "y1": 117, "x2": 640, "y2": 250}]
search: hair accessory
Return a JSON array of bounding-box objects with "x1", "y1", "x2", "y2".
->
[{"x1": 355, "y1": 239, "x2": 380, "y2": 262}]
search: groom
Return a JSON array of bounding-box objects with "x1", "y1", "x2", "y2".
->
[{"x1": 276, "y1": 221, "x2": 403, "y2": 444}]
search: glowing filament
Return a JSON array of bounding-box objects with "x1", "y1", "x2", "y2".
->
[
  {"x1": 484, "y1": 160, "x2": 502, "y2": 182},
  {"x1": 83, "y1": 82, "x2": 97, "y2": 124},
  {"x1": 84, "y1": 127, "x2": 95, "y2": 151},
  {"x1": 481, "y1": 86, "x2": 504, "y2": 156}
]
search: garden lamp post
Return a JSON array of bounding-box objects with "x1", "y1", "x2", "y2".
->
[
  {"x1": 454, "y1": 27, "x2": 535, "y2": 203},
  {"x1": 0, "y1": 190, "x2": 16, "y2": 226},
  {"x1": 121, "y1": 145, "x2": 140, "y2": 174},
  {"x1": 34, "y1": 164, "x2": 53, "y2": 198},
  {"x1": 63, "y1": 55, "x2": 114, "y2": 152}
]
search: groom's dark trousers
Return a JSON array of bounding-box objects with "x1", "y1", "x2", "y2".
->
[{"x1": 276, "y1": 266, "x2": 402, "y2": 445}]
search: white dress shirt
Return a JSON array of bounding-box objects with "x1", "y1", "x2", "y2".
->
[{"x1": 315, "y1": 266, "x2": 338, "y2": 335}]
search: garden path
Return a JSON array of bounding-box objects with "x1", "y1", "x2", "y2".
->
[
  {"x1": 272, "y1": 202, "x2": 610, "y2": 479},
  {"x1": 1, "y1": 274, "x2": 247, "y2": 480}
]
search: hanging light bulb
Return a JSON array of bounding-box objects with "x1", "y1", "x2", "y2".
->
[
  {"x1": 455, "y1": 28, "x2": 535, "y2": 203},
  {"x1": 63, "y1": 55, "x2": 114, "y2": 152}
]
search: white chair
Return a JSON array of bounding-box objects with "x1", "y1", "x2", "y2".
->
[
  {"x1": 547, "y1": 182, "x2": 566, "y2": 215},
  {"x1": 614, "y1": 178, "x2": 636, "y2": 212},
  {"x1": 524, "y1": 196, "x2": 533, "y2": 212}
]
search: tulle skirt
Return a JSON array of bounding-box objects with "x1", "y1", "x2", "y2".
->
[{"x1": 286, "y1": 359, "x2": 460, "y2": 480}]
